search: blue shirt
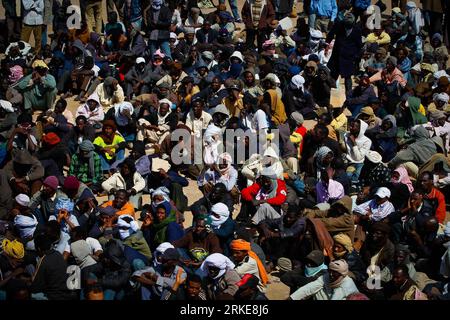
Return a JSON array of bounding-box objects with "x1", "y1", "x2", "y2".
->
[{"x1": 310, "y1": 0, "x2": 338, "y2": 21}]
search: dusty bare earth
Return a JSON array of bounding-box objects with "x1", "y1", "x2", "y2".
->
[{"x1": 0, "y1": 0, "x2": 430, "y2": 300}]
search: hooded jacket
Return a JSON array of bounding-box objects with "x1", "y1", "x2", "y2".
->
[
  {"x1": 4, "y1": 150, "x2": 45, "y2": 181},
  {"x1": 76, "y1": 92, "x2": 105, "y2": 123},
  {"x1": 389, "y1": 126, "x2": 438, "y2": 168},
  {"x1": 344, "y1": 120, "x2": 372, "y2": 164}
]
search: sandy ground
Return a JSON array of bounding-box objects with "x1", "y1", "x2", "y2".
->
[{"x1": 0, "y1": 0, "x2": 428, "y2": 300}]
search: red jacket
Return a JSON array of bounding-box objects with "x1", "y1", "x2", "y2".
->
[
  {"x1": 241, "y1": 179, "x2": 287, "y2": 206},
  {"x1": 426, "y1": 188, "x2": 446, "y2": 224}
]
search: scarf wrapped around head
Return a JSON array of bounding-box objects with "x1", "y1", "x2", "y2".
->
[
  {"x1": 157, "y1": 99, "x2": 173, "y2": 125},
  {"x1": 333, "y1": 233, "x2": 353, "y2": 257},
  {"x1": 216, "y1": 152, "x2": 232, "y2": 178},
  {"x1": 14, "y1": 214, "x2": 38, "y2": 239},
  {"x1": 1, "y1": 239, "x2": 25, "y2": 259},
  {"x1": 153, "y1": 210, "x2": 177, "y2": 245},
  {"x1": 230, "y1": 239, "x2": 268, "y2": 285},
  {"x1": 151, "y1": 186, "x2": 172, "y2": 214},
  {"x1": 291, "y1": 75, "x2": 305, "y2": 91},
  {"x1": 434, "y1": 93, "x2": 449, "y2": 104},
  {"x1": 153, "y1": 242, "x2": 175, "y2": 266},
  {"x1": 79, "y1": 140, "x2": 96, "y2": 179},
  {"x1": 200, "y1": 253, "x2": 235, "y2": 279},
  {"x1": 103, "y1": 76, "x2": 116, "y2": 96},
  {"x1": 117, "y1": 214, "x2": 139, "y2": 240},
  {"x1": 210, "y1": 202, "x2": 229, "y2": 228},
  {"x1": 152, "y1": 0, "x2": 162, "y2": 10},
  {"x1": 393, "y1": 166, "x2": 414, "y2": 193},
  {"x1": 114, "y1": 102, "x2": 134, "y2": 127},
  {"x1": 328, "y1": 259, "x2": 349, "y2": 288},
  {"x1": 9, "y1": 65, "x2": 23, "y2": 83},
  {"x1": 315, "y1": 146, "x2": 333, "y2": 165}
]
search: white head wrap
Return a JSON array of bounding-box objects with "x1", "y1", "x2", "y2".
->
[
  {"x1": 291, "y1": 75, "x2": 305, "y2": 91},
  {"x1": 117, "y1": 214, "x2": 139, "y2": 240},
  {"x1": 210, "y1": 203, "x2": 230, "y2": 227},
  {"x1": 200, "y1": 253, "x2": 235, "y2": 279}
]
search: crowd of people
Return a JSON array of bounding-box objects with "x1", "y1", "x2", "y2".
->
[{"x1": 0, "y1": 0, "x2": 450, "y2": 301}]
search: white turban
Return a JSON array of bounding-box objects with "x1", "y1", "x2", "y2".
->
[
  {"x1": 0, "y1": 100, "x2": 14, "y2": 113},
  {"x1": 15, "y1": 194, "x2": 30, "y2": 207},
  {"x1": 291, "y1": 75, "x2": 305, "y2": 90},
  {"x1": 433, "y1": 93, "x2": 449, "y2": 103},
  {"x1": 14, "y1": 214, "x2": 38, "y2": 239},
  {"x1": 117, "y1": 215, "x2": 139, "y2": 240},
  {"x1": 210, "y1": 203, "x2": 230, "y2": 227},
  {"x1": 200, "y1": 253, "x2": 235, "y2": 279}
]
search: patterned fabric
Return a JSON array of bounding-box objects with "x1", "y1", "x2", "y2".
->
[
  {"x1": 361, "y1": 163, "x2": 392, "y2": 187},
  {"x1": 68, "y1": 153, "x2": 103, "y2": 184},
  {"x1": 251, "y1": 0, "x2": 264, "y2": 27}
]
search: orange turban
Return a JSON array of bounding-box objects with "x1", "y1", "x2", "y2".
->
[{"x1": 230, "y1": 239, "x2": 268, "y2": 285}]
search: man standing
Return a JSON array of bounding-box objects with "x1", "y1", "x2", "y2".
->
[
  {"x1": 2, "y1": 0, "x2": 22, "y2": 42},
  {"x1": 145, "y1": 0, "x2": 173, "y2": 59},
  {"x1": 309, "y1": 0, "x2": 337, "y2": 32},
  {"x1": 21, "y1": 0, "x2": 44, "y2": 54},
  {"x1": 326, "y1": 12, "x2": 363, "y2": 97},
  {"x1": 83, "y1": 0, "x2": 103, "y2": 33}
]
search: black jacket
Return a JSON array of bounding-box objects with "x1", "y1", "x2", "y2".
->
[
  {"x1": 30, "y1": 250, "x2": 72, "y2": 300},
  {"x1": 196, "y1": 29, "x2": 218, "y2": 44},
  {"x1": 145, "y1": 6, "x2": 172, "y2": 40}
]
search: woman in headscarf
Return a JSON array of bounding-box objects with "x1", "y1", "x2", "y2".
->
[
  {"x1": 105, "y1": 101, "x2": 136, "y2": 142},
  {"x1": 385, "y1": 166, "x2": 413, "y2": 210},
  {"x1": 230, "y1": 239, "x2": 268, "y2": 291},
  {"x1": 395, "y1": 95, "x2": 428, "y2": 139},
  {"x1": 290, "y1": 259, "x2": 359, "y2": 300},
  {"x1": 101, "y1": 158, "x2": 146, "y2": 210},
  {"x1": 95, "y1": 76, "x2": 125, "y2": 112},
  {"x1": 93, "y1": 120, "x2": 126, "y2": 171},
  {"x1": 198, "y1": 152, "x2": 238, "y2": 197},
  {"x1": 200, "y1": 253, "x2": 241, "y2": 300},
  {"x1": 69, "y1": 140, "x2": 103, "y2": 194},
  {"x1": 209, "y1": 202, "x2": 235, "y2": 256},
  {"x1": 311, "y1": 146, "x2": 334, "y2": 181}
]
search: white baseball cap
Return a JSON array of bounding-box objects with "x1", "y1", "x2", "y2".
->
[
  {"x1": 375, "y1": 187, "x2": 391, "y2": 199},
  {"x1": 136, "y1": 57, "x2": 146, "y2": 64}
]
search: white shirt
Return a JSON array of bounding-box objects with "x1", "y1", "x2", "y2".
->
[{"x1": 186, "y1": 111, "x2": 212, "y2": 137}]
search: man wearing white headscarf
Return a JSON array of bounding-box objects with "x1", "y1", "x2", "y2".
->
[
  {"x1": 117, "y1": 214, "x2": 152, "y2": 260},
  {"x1": 428, "y1": 92, "x2": 450, "y2": 114},
  {"x1": 200, "y1": 253, "x2": 241, "y2": 300},
  {"x1": 209, "y1": 202, "x2": 235, "y2": 256},
  {"x1": 152, "y1": 242, "x2": 175, "y2": 267},
  {"x1": 406, "y1": 1, "x2": 424, "y2": 35},
  {"x1": 136, "y1": 99, "x2": 176, "y2": 154}
]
